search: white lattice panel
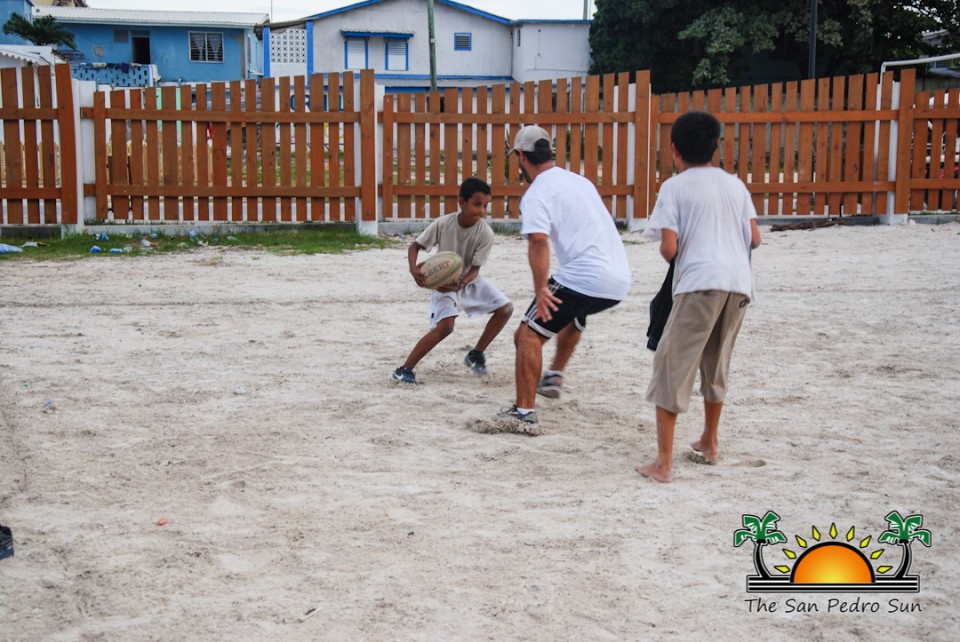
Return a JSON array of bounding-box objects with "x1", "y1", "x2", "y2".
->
[{"x1": 270, "y1": 29, "x2": 307, "y2": 64}]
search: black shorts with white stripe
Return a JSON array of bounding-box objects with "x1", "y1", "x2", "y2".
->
[{"x1": 523, "y1": 277, "x2": 620, "y2": 339}]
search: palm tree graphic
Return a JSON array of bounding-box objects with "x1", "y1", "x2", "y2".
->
[
  {"x1": 878, "y1": 511, "x2": 931, "y2": 579},
  {"x1": 734, "y1": 511, "x2": 787, "y2": 579}
]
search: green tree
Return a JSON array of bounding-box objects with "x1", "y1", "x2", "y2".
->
[
  {"x1": 734, "y1": 511, "x2": 787, "y2": 579},
  {"x1": 2, "y1": 13, "x2": 77, "y2": 49},
  {"x1": 758, "y1": 0, "x2": 946, "y2": 78},
  {"x1": 878, "y1": 511, "x2": 931, "y2": 579},
  {"x1": 590, "y1": 0, "x2": 958, "y2": 91},
  {"x1": 589, "y1": 0, "x2": 714, "y2": 92},
  {"x1": 677, "y1": 5, "x2": 780, "y2": 87},
  {"x1": 918, "y1": 0, "x2": 960, "y2": 50}
]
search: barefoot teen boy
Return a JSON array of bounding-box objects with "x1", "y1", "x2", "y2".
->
[{"x1": 636, "y1": 112, "x2": 762, "y2": 483}]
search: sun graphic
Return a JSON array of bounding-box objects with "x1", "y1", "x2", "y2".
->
[
  {"x1": 775, "y1": 523, "x2": 892, "y2": 583},
  {"x1": 792, "y1": 543, "x2": 874, "y2": 583},
  {"x1": 736, "y1": 511, "x2": 930, "y2": 593}
]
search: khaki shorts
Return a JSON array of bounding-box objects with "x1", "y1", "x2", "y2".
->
[{"x1": 645, "y1": 290, "x2": 749, "y2": 414}]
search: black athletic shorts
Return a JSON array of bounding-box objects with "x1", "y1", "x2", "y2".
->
[{"x1": 522, "y1": 277, "x2": 620, "y2": 339}]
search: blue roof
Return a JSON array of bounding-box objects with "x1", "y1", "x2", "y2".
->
[
  {"x1": 304, "y1": 0, "x2": 511, "y2": 26},
  {"x1": 440, "y1": 0, "x2": 510, "y2": 25}
]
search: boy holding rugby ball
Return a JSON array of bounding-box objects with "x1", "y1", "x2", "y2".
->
[{"x1": 392, "y1": 178, "x2": 513, "y2": 385}]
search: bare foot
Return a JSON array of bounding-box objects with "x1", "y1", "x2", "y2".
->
[
  {"x1": 689, "y1": 440, "x2": 719, "y2": 464},
  {"x1": 636, "y1": 462, "x2": 673, "y2": 483}
]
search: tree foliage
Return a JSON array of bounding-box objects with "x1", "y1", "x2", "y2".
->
[
  {"x1": 2, "y1": 14, "x2": 77, "y2": 49},
  {"x1": 590, "y1": 0, "x2": 959, "y2": 91}
]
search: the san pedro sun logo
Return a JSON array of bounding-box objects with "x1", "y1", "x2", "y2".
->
[{"x1": 735, "y1": 510, "x2": 931, "y2": 593}]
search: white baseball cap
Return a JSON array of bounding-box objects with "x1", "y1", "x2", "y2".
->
[{"x1": 509, "y1": 125, "x2": 551, "y2": 154}]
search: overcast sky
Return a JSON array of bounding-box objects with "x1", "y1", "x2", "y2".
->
[{"x1": 86, "y1": 1, "x2": 596, "y2": 22}]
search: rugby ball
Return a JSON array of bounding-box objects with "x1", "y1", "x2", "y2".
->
[{"x1": 420, "y1": 251, "x2": 463, "y2": 289}]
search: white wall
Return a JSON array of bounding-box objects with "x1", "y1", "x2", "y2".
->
[
  {"x1": 512, "y1": 22, "x2": 591, "y2": 83},
  {"x1": 309, "y1": 0, "x2": 513, "y2": 84}
]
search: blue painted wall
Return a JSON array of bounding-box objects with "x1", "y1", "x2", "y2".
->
[
  {"x1": 0, "y1": 0, "x2": 35, "y2": 46},
  {"x1": 62, "y1": 22, "x2": 252, "y2": 83}
]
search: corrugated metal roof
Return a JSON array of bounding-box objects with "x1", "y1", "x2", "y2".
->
[
  {"x1": 0, "y1": 45, "x2": 58, "y2": 66},
  {"x1": 35, "y1": 7, "x2": 268, "y2": 28}
]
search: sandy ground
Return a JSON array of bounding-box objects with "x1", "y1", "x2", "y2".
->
[{"x1": 1, "y1": 221, "x2": 958, "y2": 641}]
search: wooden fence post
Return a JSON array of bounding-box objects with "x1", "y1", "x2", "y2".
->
[
  {"x1": 359, "y1": 69, "x2": 378, "y2": 232},
  {"x1": 381, "y1": 94, "x2": 395, "y2": 221},
  {"x1": 55, "y1": 65, "x2": 80, "y2": 225},
  {"x1": 893, "y1": 68, "x2": 916, "y2": 219},
  {"x1": 1, "y1": 68, "x2": 23, "y2": 224},
  {"x1": 631, "y1": 69, "x2": 651, "y2": 229}
]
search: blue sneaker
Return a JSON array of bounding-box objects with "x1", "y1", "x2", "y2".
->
[
  {"x1": 464, "y1": 350, "x2": 487, "y2": 377},
  {"x1": 0, "y1": 524, "x2": 12, "y2": 561},
  {"x1": 536, "y1": 373, "x2": 563, "y2": 399},
  {"x1": 392, "y1": 367, "x2": 419, "y2": 384}
]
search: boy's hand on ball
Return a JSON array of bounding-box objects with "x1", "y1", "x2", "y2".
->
[
  {"x1": 435, "y1": 281, "x2": 460, "y2": 293},
  {"x1": 411, "y1": 263, "x2": 427, "y2": 287}
]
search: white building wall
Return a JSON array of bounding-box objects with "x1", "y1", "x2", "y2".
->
[
  {"x1": 309, "y1": 0, "x2": 512, "y2": 85},
  {"x1": 512, "y1": 22, "x2": 591, "y2": 83},
  {"x1": 267, "y1": 28, "x2": 304, "y2": 78},
  {"x1": 432, "y1": 3, "x2": 512, "y2": 79}
]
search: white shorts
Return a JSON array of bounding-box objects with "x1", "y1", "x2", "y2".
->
[{"x1": 428, "y1": 278, "x2": 510, "y2": 329}]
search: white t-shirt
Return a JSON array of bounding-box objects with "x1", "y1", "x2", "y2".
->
[
  {"x1": 416, "y1": 211, "x2": 494, "y2": 267},
  {"x1": 644, "y1": 167, "x2": 756, "y2": 299},
  {"x1": 519, "y1": 166, "x2": 631, "y2": 300}
]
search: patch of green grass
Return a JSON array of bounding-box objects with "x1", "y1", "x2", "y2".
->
[
  {"x1": 489, "y1": 223, "x2": 520, "y2": 237},
  {"x1": 0, "y1": 227, "x2": 394, "y2": 261}
]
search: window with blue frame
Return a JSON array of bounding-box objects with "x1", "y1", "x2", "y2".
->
[
  {"x1": 454, "y1": 33, "x2": 472, "y2": 51},
  {"x1": 345, "y1": 37, "x2": 368, "y2": 69},
  {"x1": 189, "y1": 32, "x2": 223, "y2": 63},
  {"x1": 385, "y1": 39, "x2": 408, "y2": 71}
]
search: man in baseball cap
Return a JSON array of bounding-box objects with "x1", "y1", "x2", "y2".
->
[
  {"x1": 494, "y1": 124, "x2": 631, "y2": 430},
  {"x1": 508, "y1": 125, "x2": 552, "y2": 156}
]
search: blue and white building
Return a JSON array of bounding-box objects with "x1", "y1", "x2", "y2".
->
[
  {"x1": 265, "y1": 0, "x2": 592, "y2": 91},
  {"x1": 33, "y1": 6, "x2": 267, "y2": 85}
]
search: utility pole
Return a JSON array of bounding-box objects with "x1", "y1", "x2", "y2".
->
[
  {"x1": 427, "y1": 0, "x2": 438, "y2": 91},
  {"x1": 807, "y1": 0, "x2": 817, "y2": 79},
  {"x1": 583, "y1": 1, "x2": 591, "y2": 20}
]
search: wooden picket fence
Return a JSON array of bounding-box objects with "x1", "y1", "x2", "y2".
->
[
  {"x1": 83, "y1": 71, "x2": 377, "y2": 224},
  {"x1": 382, "y1": 71, "x2": 648, "y2": 220},
  {"x1": 655, "y1": 71, "x2": 959, "y2": 216},
  {"x1": 0, "y1": 141, "x2": 61, "y2": 185},
  {"x1": 0, "y1": 65, "x2": 78, "y2": 225},
  {"x1": 1, "y1": 64, "x2": 958, "y2": 227},
  {"x1": 911, "y1": 84, "x2": 960, "y2": 212}
]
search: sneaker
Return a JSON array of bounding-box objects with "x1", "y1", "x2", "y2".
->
[
  {"x1": 494, "y1": 405, "x2": 539, "y2": 425},
  {"x1": 392, "y1": 367, "x2": 419, "y2": 384},
  {"x1": 0, "y1": 523, "x2": 12, "y2": 561},
  {"x1": 537, "y1": 373, "x2": 563, "y2": 399},
  {"x1": 464, "y1": 350, "x2": 487, "y2": 377}
]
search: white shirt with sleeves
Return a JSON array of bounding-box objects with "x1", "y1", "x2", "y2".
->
[
  {"x1": 644, "y1": 167, "x2": 756, "y2": 299},
  {"x1": 519, "y1": 166, "x2": 631, "y2": 300}
]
